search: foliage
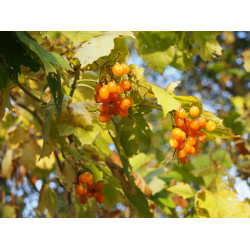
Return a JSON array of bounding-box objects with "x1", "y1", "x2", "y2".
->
[{"x1": 0, "y1": 31, "x2": 249, "y2": 218}]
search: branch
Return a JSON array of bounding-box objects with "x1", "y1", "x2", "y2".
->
[
  {"x1": 16, "y1": 82, "x2": 41, "y2": 103},
  {"x1": 70, "y1": 68, "x2": 80, "y2": 97}
]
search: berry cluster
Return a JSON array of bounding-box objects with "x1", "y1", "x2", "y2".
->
[
  {"x1": 75, "y1": 173, "x2": 105, "y2": 204},
  {"x1": 169, "y1": 106, "x2": 216, "y2": 164},
  {"x1": 94, "y1": 63, "x2": 133, "y2": 122}
]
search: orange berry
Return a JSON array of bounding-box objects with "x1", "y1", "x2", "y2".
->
[
  {"x1": 126, "y1": 96, "x2": 134, "y2": 106},
  {"x1": 75, "y1": 185, "x2": 87, "y2": 196},
  {"x1": 110, "y1": 106, "x2": 120, "y2": 116},
  {"x1": 186, "y1": 136, "x2": 197, "y2": 146},
  {"x1": 87, "y1": 183, "x2": 96, "y2": 192},
  {"x1": 99, "y1": 113, "x2": 110, "y2": 122},
  {"x1": 121, "y1": 79, "x2": 132, "y2": 91},
  {"x1": 79, "y1": 173, "x2": 87, "y2": 184},
  {"x1": 178, "y1": 142, "x2": 184, "y2": 150},
  {"x1": 189, "y1": 146, "x2": 195, "y2": 155},
  {"x1": 86, "y1": 174, "x2": 93, "y2": 185},
  {"x1": 107, "y1": 81, "x2": 118, "y2": 93},
  {"x1": 190, "y1": 119, "x2": 200, "y2": 131},
  {"x1": 183, "y1": 142, "x2": 192, "y2": 154},
  {"x1": 95, "y1": 83, "x2": 102, "y2": 93},
  {"x1": 94, "y1": 94, "x2": 102, "y2": 103},
  {"x1": 121, "y1": 63, "x2": 130, "y2": 75},
  {"x1": 189, "y1": 106, "x2": 200, "y2": 118},
  {"x1": 176, "y1": 107, "x2": 186, "y2": 119},
  {"x1": 112, "y1": 63, "x2": 123, "y2": 76},
  {"x1": 96, "y1": 192, "x2": 105, "y2": 203},
  {"x1": 197, "y1": 131, "x2": 207, "y2": 143},
  {"x1": 181, "y1": 131, "x2": 186, "y2": 141},
  {"x1": 180, "y1": 156, "x2": 189, "y2": 164},
  {"x1": 175, "y1": 117, "x2": 185, "y2": 128},
  {"x1": 113, "y1": 97, "x2": 122, "y2": 106},
  {"x1": 116, "y1": 83, "x2": 124, "y2": 95},
  {"x1": 101, "y1": 97, "x2": 111, "y2": 105},
  {"x1": 169, "y1": 138, "x2": 179, "y2": 148},
  {"x1": 185, "y1": 118, "x2": 192, "y2": 128},
  {"x1": 95, "y1": 181, "x2": 105, "y2": 191},
  {"x1": 120, "y1": 109, "x2": 128, "y2": 118},
  {"x1": 99, "y1": 104, "x2": 109, "y2": 114},
  {"x1": 79, "y1": 194, "x2": 88, "y2": 204},
  {"x1": 177, "y1": 149, "x2": 186, "y2": 159},
  {"x1": 99, "y1": 86, "x2": 109, "y2": 100},
  {"x1": 206, "y1": 120, "x2": 216, "y2": 132},
  {"x1": 172, "y1": 128, "x2": 183, "y2": 141},
  {"x1": 109, "y1": 93, "x2": 118, "y2": 100},
  {"x1": 87, "y1": 192, "x2": 94, "y2": 198},
  {"x1": 198, "y1": 117, "x2": 206, "y2": 128},
  {"x1": 195, "y1": 144, "x2": 201, "y2": 154},
  {"x1": 120, "y1": 97, "x2": 132, "y2": 110}
]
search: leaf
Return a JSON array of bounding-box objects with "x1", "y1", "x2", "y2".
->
[
  {"x1": 129, "y1": 153, "x2": 154, "y2": 171},
  {"x1": 61, "y1": 31, "x2": 104, "y2": 44},
  {"x1": 37, "y1": 184, "x2": 58, "y2": 216},
  {"x1": 102, "y1": 183, "x2": 120, "y2": 209},
  {"x1": 67, "y1": 102, "x2": 93, "y2": 127},
  {"x1": 242, "y1": 48, "x2": 250, "y2": 72},
  {"x1": 165, "y1": 81, "x2": 181, "y2": 94},
  {"x1": 147, "y1": 176, "x2": 166, "y2": 195},
  {"x1": 133, "y1": 172, "x2": 152, "y2": 197},
  {"x1": 201, "y1": 110, "x2": 238, "y2": 139},
  {"x1": 135, "y1": 31, "x2": 194, "y2": 73},
  {"x1": 1, "y1": 205, "x2": 16, "y2": 218},
  {"x1": 75, "y1": 32, "x2": 134, "y2": 68},
  {"x1": 62, "y1": 159, "x2": 76, "y2": 190},
  {"x1": 167, "y1": 182, "x2": 196, "y2": 199},
  {"x1": 15, "y1": 31, "x2": 71, "y2": 114},
  {"x1": 173, "y1": 94, "x2": 203, "y2": 112},
  {"x1": 150, "y1": 84, "x2": 180, "y2": 117},
  {"x1": 195, "y1": 189, "x2": 250, "y2": 218},
  {"x1": 191, "y1": 31, "x2": 222, "y2": 61},
  {"x1": 2, "y1": 149, "x2": 13, "y2": 178},
  {"x1": 124, "y1": 187, "x2": 153, "y2": 218},
  {"x1": 129, "y1": 64, "x2": 151, "y2": 98},
  {"x1": 75, "y1": 124, "x2": 100, "y2": 146}
]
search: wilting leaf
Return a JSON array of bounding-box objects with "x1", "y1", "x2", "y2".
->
[{"x1": 167, "y1": 182, "x2": 196, "y2": 199}]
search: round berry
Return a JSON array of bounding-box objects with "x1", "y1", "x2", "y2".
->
[
  {"x1": 87, "y1": 183, "x2": 96, "y2": 192},
  {"x1": 94, "y1": 94, "x2": 102, "y2": 103},
  {"x1": 121, "y1": 63, "x2": 130, "y2": 75},
  {"x1": 181, "y1": 131, "x2": 186, "y2": 142},
  {"x1": 107, "y1": 81, "x2": 118, "y2": 93},
  {"x1": 176, "y1": 107, "x2": 186, "y2": 119},
  {"x1": 206, "y1": 120, "x2": 216, "y2": 132},
  {"x1": 180, "y1": 156, "x2": 189, "y2": 164},
  {"x1": 189, "y1": 146, "x2": 195, "y2": 155},
  {"x1": 190, "y1": 119, "x2": 200, "y2": 131},
  {"x1": 197, "y1": 131, "x2": 207, "y2": 143},
  {"x1": 172, "y1": 128, "x2": 183, "y2": 141},
  {"x1": 79, "y1": 173, "x2": 87, "y2": 184},
  {"x1": 189, "y1": 106, "x2": 200, "y2": 118},
  {"x1": 121, "y1": 79, "x2": 132, "y2": 91},
  {"x1": 99, "y1": 86, "x2": 109, "y2": 100},
  {"x1": 99, "y1": 104, "x2": 109, "y2": 114},
  {"x1": 96, "y1": 192, "x2": 105, "y2": 203},
  {"x1": 183, "y1": 142, "x2": 192, "y2": 154},
  {"x1": 175, "y1": 117, "x2": 185, "y2": 128},
  {"x1": 177, "y1": 149, "x2": 186, "y2": 159},
  {"x1": 75, "y1": 185, "x2": 87, "y2": 196},
  {"x1": 110, "y1": 106, "x2": 120, "y2": 116},
  {"x1": 95, "y1": 181, "x2": 105, "y2": 192},
  {"x1": 186, "y1": 136, "x2": 197, "y2": 146},
  {"x1": 169, "y1": 138, "x2": 179, "y2": 148},
  {"x1": 116, "y1": 83, "x2": 124, "y2": 95},
  {"x1": 79, "y1": 194, "x2": 88, "y2": 204},
  {"x1": 119, "y1": 109, "x2": 128, "y2": 118},
  {"x1": 198, "y1": 117, "x2": 206, "y2": 128},
  {"x1": 87, "y1": 192, "x2": 94, "y2": 198},
  {"x1": 99, "y1": 113, "x2": 110, "y2": 122},
  {"x1": 120, "y1": 97, "x2": 132, "y2": 110},
  {"x1": 112, "y1": 63, "x2": 123, "y2": 76},
  {"x1": 86, "y1": 174, "x2": 93, "y2": 185}
]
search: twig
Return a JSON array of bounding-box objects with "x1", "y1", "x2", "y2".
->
[
  {"x1": 54, "y1": 151, "x2": 63, "y2": 174},
  {"x1": 16, "y1": 82, "x2": 41, "y2": 103},
  {"x1": 70, "y1": 68, "x2": 80, "y2": 97}
]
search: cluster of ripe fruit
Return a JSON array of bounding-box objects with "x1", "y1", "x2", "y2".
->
[
  {"x1": 94, "y1": 62, "x2": 133, "y2": 122},
  {"x1": 169, "y1": 106, "x2": 216, "y2": 164},
  {"x1": 75, "y1": 172, "x2": 105, "y2": 204}
]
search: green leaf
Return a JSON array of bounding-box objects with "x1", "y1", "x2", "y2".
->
[
  {"x1": 150, "y1": 84, "x2": 180, "y2": 117},
  {"x1": 129, "y1": 153, "x2": 154, "y2": 171},
  {"x1": 165, "y1": 81, "x2": 181, "y2": 94},
  {"x1": 75, "y1": 32, "x2": 134, "y2": 69},
  {"x1": 124, "y1": 187, "x2": 153, "y2": 218},
  {"x1": 1, "y1": 205, "x2": 16, "y2": 218},
  {"x1": 135, "y1": 31, "x2": 194, "y2": 73},
  {"x1": 102, "y1": 183, "x2": 120, "y2": 209},
  {"x1": 167, "y1": 182, "x2": 196, "y2": 199},
  {"x1": 129, "y1": 64, "x2": 151, "y2": 98},
  {"x1": 242, "y1": 48, "x2": 250, "y2": 72},
  {"x1": 173, "y1": 94, "x2": 203, "y2": 112},
  {"x1": 61, "y1": 31, "x2": 104, "y2": 44},
  {"x1": 191, "y1": 31, "x2": 222, "y2": 61},
  {"x1": 195, "y1": 189, "x2": 250, "y2": 218},
  {"x1": 201, "y1": 110, "x2": 238, "y2": 139},
  {"x1": 37, "y1": 184, "x2": 58, "y2": 217}
]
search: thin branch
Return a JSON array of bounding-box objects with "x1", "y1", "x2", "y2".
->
[
  {"x1": 70, "y1": 68, "x2": 80, "y2": 97},
  {"x1": 53, "y1": 151, "x2": 63, "y2": 174},
  {"x1": 16, "y1": 82, "x2": 41, "y2": 103}
]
